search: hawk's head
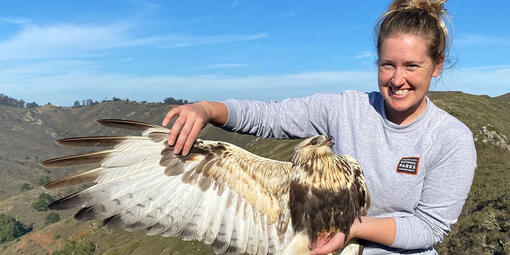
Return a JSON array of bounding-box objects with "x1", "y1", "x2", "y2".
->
[{"x1": 291, "y1": 135, "x2": 335, "y2": 167}]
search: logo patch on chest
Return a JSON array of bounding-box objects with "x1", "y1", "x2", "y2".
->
[{"x1": 396, "y1": 157, "x2": 420, "y2": 175}]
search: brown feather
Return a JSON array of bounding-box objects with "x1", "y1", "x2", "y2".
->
[
  {"x1": 44, "y1": 168, "x2": 104, "y2": 189},
  {"x1": 56, "y1": 136, "x2": 140, "y2": 147},
  {"x1": 40, "y1": 150, "x2": 113, "y2": 168},
  {"x1": 47, "y1": 190, "x2": 83, "y2": 210},
  {"x1": 97, "y1": 119, "x2": 161, "y2": 131}
]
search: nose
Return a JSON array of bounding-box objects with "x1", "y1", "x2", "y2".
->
[{"x1": 391, "y1": 67, "x2": 406, "y2": 86}]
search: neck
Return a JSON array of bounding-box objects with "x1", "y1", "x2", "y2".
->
[
  {"x1": 385, "y1": 98, "x2": 427, "y2": 125},
  {"x1": 292, "y1": 148, "x2": 335, "y2": 171}
]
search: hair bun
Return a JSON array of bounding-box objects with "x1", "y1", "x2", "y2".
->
[{"x1": 389, "y1": 0, "x2": 447, "y2": 21}]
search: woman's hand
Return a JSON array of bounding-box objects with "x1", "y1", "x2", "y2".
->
[
  {"x1": 310, "y1": 216, "x2": 397, "y2": 254},
  {"x1": 162, "y1": 101, "x2": 228, "y2": 156},
  {"x1": 310, "y1": 232, "x2": 347, "y2": 255}
]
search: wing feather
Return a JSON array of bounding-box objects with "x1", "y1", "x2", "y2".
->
[{"x1": 42, "y1": 119, "x2": 297, "y2": 254}]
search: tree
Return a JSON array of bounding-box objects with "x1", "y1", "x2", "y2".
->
[
  {"x1": 0, "y1": 213, "x2": 32, "y2": 243},
  {"x1": 45, "y1": 212, "x2": 60, "y2": 225},
  {"x1": 164, "y1": 97, "x2": 189, "y2": 105},
  {"x1": 31, "y1": 193, "x2": 55, "y2": 212},
  {"x1": 73, "y1": 100, "x2": 81, "y2": 108},
  {"x1": 26, "y1": 102, "x2": 39, "y2": 108},
  {"x1": 0, "y1": 94, "x2": 25, "y2": 108},
  {"x1": 85, "y1": 99, "x2": 94, "y2": 106}
]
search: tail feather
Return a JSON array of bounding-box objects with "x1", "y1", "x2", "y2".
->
[
  {"x1": 41, "y1": 150, "x2": 114, "y2": 168},
  {"x1": 97, "y1": 119, "x2": 163, "y2": 131},
  {"x1": 57, "y1": 136, "x2": 145, "y2": 147},
  {"x1": 44, "y1": 167, "x2": 105, "y2": 189}
]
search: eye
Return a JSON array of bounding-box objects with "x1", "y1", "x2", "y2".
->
[
  {"x1": 379, "y1": 62, "x2": 394, "y2": 70},
  {"x1": 407, "y1": 64, "x2": 418, "y2": 70},
  {"x1": 310, "y1": 138, "x2": 318, "y2": 146}
]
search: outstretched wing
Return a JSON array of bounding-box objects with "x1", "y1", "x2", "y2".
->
[{"x1": 42, "y1": 119, "x2": 296, "y2": 254}]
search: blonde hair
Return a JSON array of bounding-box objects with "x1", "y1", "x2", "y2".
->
[{"x1": 376, "y1": 0, "x2": 450, "y2": 64}]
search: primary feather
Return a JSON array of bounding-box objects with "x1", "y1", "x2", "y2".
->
[{"x1": 42, "y1": 119, "x2": 369, "y2": 255}]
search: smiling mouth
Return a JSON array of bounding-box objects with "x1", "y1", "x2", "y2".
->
[{"x1": 390, "y1": 87, "x2": 410, "y2": 96}]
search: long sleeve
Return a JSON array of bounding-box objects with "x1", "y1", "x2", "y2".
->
[
  {"x1": 390, "y1": 131, "x2": 477, "y2": 249},
  {"x1": 222, "y1": 94, "x2": 330, "y2": 139}
]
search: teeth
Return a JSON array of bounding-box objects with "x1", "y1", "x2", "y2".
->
[{"x1": 391, "y1": 87, "x2": 409, "y2": 95}]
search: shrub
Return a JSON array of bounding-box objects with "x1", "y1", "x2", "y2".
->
[
  {"x1": 44, "y1": 213, "x2": 60, "y2": 225},
  {"x1": 52, "y1": 239, "x2": 96, "y2": 255},
  {"x1": 0, "y1": 214, "x2": 32, "y2": 243},
  {"x1": 31, "y1": 193, "x2": 55, "y2": 212},
  {"x1": 20, "y1": 183, "x2": 33, "y2": 192},
  {"x1": 38, "y1": 176, "x2": 50, "y2": 186}
]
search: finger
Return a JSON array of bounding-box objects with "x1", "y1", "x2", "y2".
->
[
  {"x1": 309, "y1": 233, "x2": 330, "y2": 250},
  {"x1": 168, "y1": 115, "x2": 186, "y2": 146},
  {"x1": 173, "y1": 116, "x2": 195, "y2": 155},
  {"x1": 162, "y1": 107, "x2": 180, "y2": 126},
  {"x1": 181, "y1": 119, "x2": 204, "y2": 156},
  {"x1": 311, "y1": 233, "x2": 344, "y2": 255}
]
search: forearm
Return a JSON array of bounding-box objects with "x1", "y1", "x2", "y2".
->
[
  {"x1": 222, "y1": 95, "x2": 329, "y2": 139},
  {"x1": 351, "y1": 216, "x2": 396, "y2": 246},
  {"x1": 198, "y1": 101, "x2": 228, "y2": 126}
]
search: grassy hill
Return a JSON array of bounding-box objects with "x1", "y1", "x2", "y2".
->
[{"x1": 1, "y1": 92, "x2": 509, "y2": 254}]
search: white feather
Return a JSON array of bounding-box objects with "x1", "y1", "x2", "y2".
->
[{"x1": 212, "y1": 191, "x2": 237, "y2": 254}]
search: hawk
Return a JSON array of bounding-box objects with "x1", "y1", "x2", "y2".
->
[{"x1": 42, "y1": 119, "x2": 370, "y2": 255}]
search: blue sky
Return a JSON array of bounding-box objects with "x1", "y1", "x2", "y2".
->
[{"x1": 0, "y1": 0, "x2": 509, "y2": 106}]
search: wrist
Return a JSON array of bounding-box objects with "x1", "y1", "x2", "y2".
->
[
  {"x1": 348, "y1": 217, "x2": 363, "y2": 241},
  {"x1": 198, "y1": 101, "x2": 227, "y2": 126}
]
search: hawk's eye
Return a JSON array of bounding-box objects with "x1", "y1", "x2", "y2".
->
[{"x1": 310, "y1": 138, "x2": 318, "y2": 145}]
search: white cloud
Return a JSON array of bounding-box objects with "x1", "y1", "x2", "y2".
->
[
  {"x1": 125, "y1": 33, "x2": 267, "y2": 49},
  {"x1": 0, "y1": 17, "x2": 30, "y2": 25},
  {"x1": 1, "y1": 60, "x2": 508, "y2": 106},
  {"x1": 441, "y1": 65, "x2": 510, "y2": 96},
  {"x1": 456, "y1": 34, "x2": 510, "y2": 46},
  {"x1": 0, "y1": 65, "x2": 377, "y2": 105},
  {"x1": 353, "y1": 51, "x2": 376, "y2": 59},
  {"x1": 193, "y1": 63, "x2": 248, "y2": 70},
  {"x1": 0, "y1": 59, "x2": 93, "y2": 75},
  {"x1": 0, "y1": 23, "x2": 267, "y2": 60}
]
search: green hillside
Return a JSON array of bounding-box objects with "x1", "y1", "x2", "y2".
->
[{"x1": 1, "y1": 92, "x2": 509, "y2": 254}]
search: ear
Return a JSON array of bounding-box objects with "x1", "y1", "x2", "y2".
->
[{"x1": 432, "y1": 57, "x2": 444, "y2": 77}]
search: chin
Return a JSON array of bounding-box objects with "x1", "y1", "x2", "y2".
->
[{"x1": 389, "y1": 101, "x2": 413, "y2": 112}]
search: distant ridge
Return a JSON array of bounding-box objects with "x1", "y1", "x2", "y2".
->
[
  {"x1": 0, "y1": 91, "x2": 509, "y2": 254},
  {"x1": 495, "y1": 92, "x2": 510, "y2": 103}
]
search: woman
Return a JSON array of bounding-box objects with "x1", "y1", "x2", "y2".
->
[{"x1": 162, "y1": 0, "x2": 476, "y2": 254}]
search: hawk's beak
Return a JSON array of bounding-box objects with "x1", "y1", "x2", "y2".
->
[{"x1": 323, "y1": 136, "x2": 335, "y2": 146}]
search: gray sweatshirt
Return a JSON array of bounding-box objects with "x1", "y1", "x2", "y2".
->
[{"x1": 222, "y1": 90, "x2": 476, "y2": 254}]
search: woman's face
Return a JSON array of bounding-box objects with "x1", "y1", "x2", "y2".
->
[{"x1": 378, "y1": 33, "x2": 443, "y2": 124}]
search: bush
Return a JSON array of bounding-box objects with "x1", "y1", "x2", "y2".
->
[
  {"x1": 31, "y1": 193, "x2": 55, "y2": 212},
  {"x1": 20, "y1": 183, "x2": 33, "y2": 192},
  {"x1": 45, "y1": 213, "x2": 60, "y2": 225},
  {"x1": 52, "y1": 239, "x2": 96, "y2": 255},
  {"x1": 38, "y1": 176, "x2": 50, "y2": 185},
  {"x1": 0, "y1": 214, "x2": 32, "y2": 243},
  {"x1": 26, "y1": 102, "x2": 39, "y2": 108}
]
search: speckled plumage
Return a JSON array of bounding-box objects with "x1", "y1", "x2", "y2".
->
[{"x1": 42, "y1": 119, "x2": 369, "y2": 255}]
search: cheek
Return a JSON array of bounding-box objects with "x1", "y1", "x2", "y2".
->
[{"x1": 378, "y1": 69, "x2": 391, "y2": 86}]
